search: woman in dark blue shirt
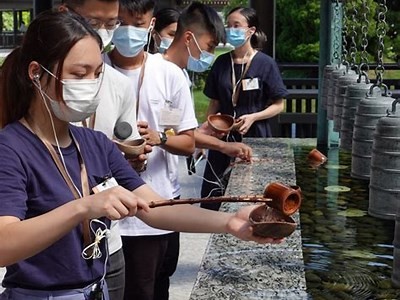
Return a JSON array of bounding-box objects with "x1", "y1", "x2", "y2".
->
[
  {"x1": 201, "y1": 7, "x2": 288, "y2": 210},
  {"x1": 0, "y1": 9, "x2": 280, "y2": 300}
]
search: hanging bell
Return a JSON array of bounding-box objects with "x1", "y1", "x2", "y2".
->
[
  {"x1": 333, "y1": 71, "x2": 358, "y2": 133},
  {"x1": 326, "y1": 65, "x2": 346, "y2": 120},
  {"x1": 369, "y1": 99, "x2": 400, "y2": 220},
  {"x1": 340, "y1": 73, "x2": 372, "y2": 150},
  {"x1": 321, "y1": 65, "x2": 336, "y2": 111},
  {"x1": 351, "y1": 85, "x2": 395, "y2": 180}
]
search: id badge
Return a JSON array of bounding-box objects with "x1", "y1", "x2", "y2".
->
[
  {"x1": 159, "y1": 107, "x2": 182, "y2": 126},
  {"x1": 242, "y1": 78, "x2": 260, "y2": 91},
  {"x1": 92, "y1": 177, "x2": 119, "y2": 194}
]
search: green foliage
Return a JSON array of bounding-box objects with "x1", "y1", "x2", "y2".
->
[
  {"x1": 222, "y1": 0, "x2": 249, "y2": 17},
  {"x1": 275, "y1": 0, "x2": 400, "y2": 64},
  {"x1": 276, "y1": 0, "x2": 321, "y2": 62},
  {"x1": 1, "y1": 11, "x2": 31, "y2": 31}
]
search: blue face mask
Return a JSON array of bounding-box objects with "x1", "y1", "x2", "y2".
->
[
  {"x1": 112, "y1": 25, "x2": 149, "y2": 57},
  {"x1": 158, "y1": 36, "x2": 173, "y2": 54},
  {"x1": 225, "y1": 27, "x2": 248, "y2": 48},
  {"x1": 187, "y1": 34, "x2": 215, "y2": 73}
]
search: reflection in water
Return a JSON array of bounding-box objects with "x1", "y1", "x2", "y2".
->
[{"x1": 294, "y1": 146, "x2": 400, "y2": 299}]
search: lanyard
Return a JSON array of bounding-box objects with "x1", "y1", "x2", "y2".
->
[
  {"x1": 136, "y1": 52, "x2": 148, "y2": 118},
  {"x1": 40, "y1": 133, "x2": 93, "y2": 251},
  {"x1": 82, "y1": 113, "x2": 96, "y2": 129},
  {"x1": 230, "y1": 50, "x2": 256, "y2": 109}
]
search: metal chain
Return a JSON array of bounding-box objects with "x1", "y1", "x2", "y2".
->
[
  {"x1": 375, "y1": 0, "x2": 388, "y2": 85},
  {"x1": 349, "y1": 1, "x2": 358, "y2": 70},
  {"x1": 332, "y1": 0, "x2": 342, "y2": 63},
  {"x1": 341, "y1": 1, "x2": 349, "y2": 67},
  {"x1": 359, "y1": 0, "x2": 370, "y2": 73}
]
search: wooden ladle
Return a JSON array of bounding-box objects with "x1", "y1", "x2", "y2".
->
[{"x1": 149, "y1": 182, "x2": 302, "y2": 239}]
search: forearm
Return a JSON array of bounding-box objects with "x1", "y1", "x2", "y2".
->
[
  {"x1": 0, "y1": 200, "x2": 86, "y2": 266},
  {"x1": 161, "y1": 130, "x2": 195, "y2": 155},
  {"x1": 139, "y1": 204, "x2": 231, "y2": 233},
  {"x1": 206, "y1": 99, "x2": 220, "y2": 116},
  {"x1": 252, "y1": 99, "x2": 284, "y2": 121},
  {"x1": 134, "y1": 184, "x2": 230, "y2": 233},
  {"x1": 194, "y1": 130, "x2": 225, "y2": 151}
]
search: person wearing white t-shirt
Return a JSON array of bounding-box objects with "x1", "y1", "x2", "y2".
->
[{"x1": 106, "y1": 1, "x2": 200, "y2": 299}]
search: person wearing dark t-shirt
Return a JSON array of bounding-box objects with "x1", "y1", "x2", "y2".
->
[
  {"x1": 200, "y1": 7, "x2": 288, "y2": 211},
  {"x1": 0, "y1": 11, "x2": 281, "y2": 300}
]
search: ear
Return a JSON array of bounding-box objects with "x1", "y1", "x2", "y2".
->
[
  {"x1": 248, "y1": 26, "x2": 256, "y2": 36},
  {"x1": 28, "y1": 61, "x2": 41, "y2": 81},
  {"x1": 149, "y1": 17, "x2": 156, "y2": 30},
  {"x1": 184, "y1": 31, "x2": 193, "y2": 47},
  {"x1": 58, "y1": 4, "x2": 68, "y2": 12}
]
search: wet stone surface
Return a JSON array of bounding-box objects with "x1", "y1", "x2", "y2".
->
[{"x1": 190, "y1": 138, "x2": 311, "y2": 299}]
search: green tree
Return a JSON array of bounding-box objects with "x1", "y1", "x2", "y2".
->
[
  {"x1": 274, "y1": 0, "x2": 395, "y2": 64},
  {"x1": 222, "y1": 0, "x2": 249, "y2": 17}
]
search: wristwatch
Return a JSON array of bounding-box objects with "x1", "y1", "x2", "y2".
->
[{"x1": 158, "y1": 131, "x2": 168, "y2": 145}]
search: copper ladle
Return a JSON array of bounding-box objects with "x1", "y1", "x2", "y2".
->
[{"x1": 149, "y1": 182, "x2": 301, "y2": 239}]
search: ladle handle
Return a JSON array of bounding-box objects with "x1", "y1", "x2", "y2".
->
[{"x1": 149, "y1": 195, "x2": 272, "y2": 208}]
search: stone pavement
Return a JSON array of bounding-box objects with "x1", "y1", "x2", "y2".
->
[{"x1": 0, "y1": 156, "x2": 210, "y2": 299}]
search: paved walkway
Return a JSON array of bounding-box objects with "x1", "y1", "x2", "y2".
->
[
  {"x1": 0, "y1": 156, "x2": 209, "y2": 299},
  {"x1": 0, "y1": 49, "x2": 11, "y2": 58}
]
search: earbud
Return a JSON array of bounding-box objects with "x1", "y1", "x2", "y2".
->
[{"x1": 33, "y1": 74, "x2": 40, "y2": 81}]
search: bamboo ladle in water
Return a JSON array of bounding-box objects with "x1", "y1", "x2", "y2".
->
[{"x1": 149, "y1": 182, "x2": 302, "y2": 239}]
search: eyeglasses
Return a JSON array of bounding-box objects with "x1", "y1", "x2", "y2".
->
[
  {"x1": 65, "y1": 5, "x2": 121, "y2": 31},
  {"x1": 86, "y1": 18, "x2": 121, "y2": 31}
]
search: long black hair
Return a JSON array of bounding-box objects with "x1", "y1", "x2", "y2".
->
[
  {"x1": 149, "y1": 7, "x2": 180, "y2": 53},
  {"x1": 0, "y1": 10, "x2": 102, "y2": 127},
  {"x1": 227, "y1": 7, "x2": 267, "y2": 50}
]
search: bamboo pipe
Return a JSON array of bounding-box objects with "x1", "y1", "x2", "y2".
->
[{"x1": 148, "y1": 195, "x2": 272, "y2": 208}]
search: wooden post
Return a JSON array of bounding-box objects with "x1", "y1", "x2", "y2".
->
[
  {"x1": 249, "y1": 0, "x2": 275, "y2": 58},
  {"x1": 34, "y1": 0, "x2": 53, "y2": 17},
  {"x1": 317, "y1": 1, "x2": 341, "y2": 148}
]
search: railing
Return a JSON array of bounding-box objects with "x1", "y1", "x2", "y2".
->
[
  {"x1": 271, "y1": 63, "x2": 400, "y2": 138},
  {"x1": 0, "y1": 32, "x2": 24, "y2": 49}
]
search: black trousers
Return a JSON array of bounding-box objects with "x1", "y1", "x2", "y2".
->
[
  {"x1": 105, "y1": 248, "x2": 125, "y2": 300},
  {"x1": 122, "y1": 235, "x2": 168, "y2": 300},
  {"x1": 154, "y1": 232, "x2": 180, "y2": 300},
  {"x1": 121, "y1": 231, "x2": 179, "y2": 300},
  {"x1": 200, "y1": 149, "x2": 233, "y2": 211}
]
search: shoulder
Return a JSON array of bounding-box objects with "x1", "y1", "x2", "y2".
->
[
  {"x1": 212, "y1": 51, "x2": 231, "y2": 66},
  {"x1": 253, "y1": 51, "x2": 278, "y2": 68},
  {"x1": 69, "y1": 125, "x2": 111, "y2": 147},
  {"x1": 147, "y1": 53, "x2": 187, "y2": 82},
  {"x1": 103, "y1": 63, "x2": 130, "y2": 83}
]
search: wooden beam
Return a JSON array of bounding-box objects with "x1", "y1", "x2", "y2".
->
[{"x1": 250, "y1": 0, "x2": 275, "y2": 58}]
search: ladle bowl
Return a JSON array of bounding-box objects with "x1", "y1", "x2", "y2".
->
[
  {"x1": 249, "y1": 205, "x2": 297, "y2": 239},
  {"x1": 207, "y1": 114, "x2": 244, "y2": 134},
  {"x1": 114, "y1": 138, "x2": 146, "y2": 159}
]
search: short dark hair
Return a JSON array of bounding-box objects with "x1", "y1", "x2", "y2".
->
[
  {"x1": 227, "y1": 7, "x2": 267, "y2": 50},
  {"x1": 119, "y1": 0, "x2": 155, "y2": 16},
  {"x1": 0, "y1": 10, "x2": 102, "y2": 127},
  {"x1": 176, "y1": 1, "x2": 225, "y2": 45},
  {"x1": 61, "y1": 0, "x2": 118, "y2": 9}
]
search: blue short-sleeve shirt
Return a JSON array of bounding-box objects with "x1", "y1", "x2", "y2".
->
[
  {"x1": 0, "y1": 122, "x2": 145, "y2": 290},
  {"x1": 204, "y1": 51, "x2": 288, "y2": 137}
]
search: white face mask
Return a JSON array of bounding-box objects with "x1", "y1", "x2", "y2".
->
[
  {"x1": 96, "y1": 28, "x2": 115, "y2": 48},
  {"x1": 39, "y1": 65, "x2": 102, "y2": 122}
]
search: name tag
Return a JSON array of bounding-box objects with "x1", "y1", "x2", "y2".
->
[
  {"x1": 159, "y1": 107, "x2": 182, "y2": 126},
  {"x1": 92, "y1": 177, "x2": 119, "y2": 194},
  {"x1": 242, "y1": 78, "x2": 259, "y2": 91}
]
